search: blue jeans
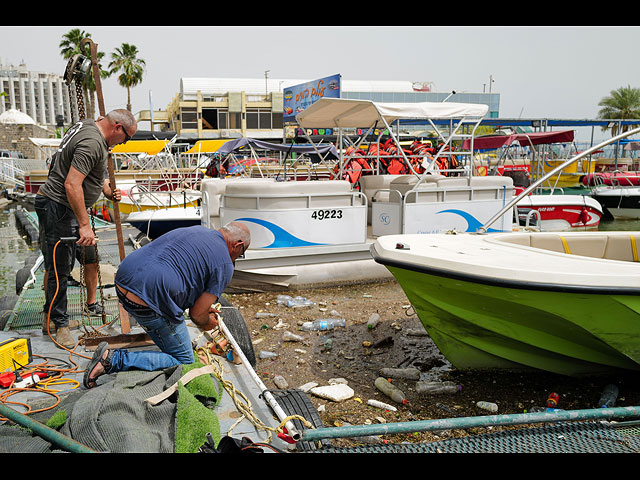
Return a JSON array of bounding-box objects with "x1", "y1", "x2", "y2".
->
[{"x1": 108, "y1": 289, "x2": 195, "y2": 373}]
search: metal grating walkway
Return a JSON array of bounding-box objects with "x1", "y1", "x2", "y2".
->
[{"x1": 315, "y1": 421, "x2": 640, "y2": 453}]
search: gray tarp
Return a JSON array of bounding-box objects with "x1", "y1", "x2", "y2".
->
[{"x1": 214, "y1": 138, "x2": 339, "y2": 158}]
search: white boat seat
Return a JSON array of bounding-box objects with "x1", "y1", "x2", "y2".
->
[
  {"x1": 498, "y1": 232, "x2": 640, "y2": 262},
  {"x1": 223, "y1": 180, "x2": 360, "y2": 210}
]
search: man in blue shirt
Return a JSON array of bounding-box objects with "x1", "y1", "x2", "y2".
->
[{"x1": 83, "y1": 222, "x2": 250, "y2": 388}]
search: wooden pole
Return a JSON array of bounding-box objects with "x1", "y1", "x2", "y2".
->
[{"x1": 81, "y1": 38, "x2": 131, "y2": 334}]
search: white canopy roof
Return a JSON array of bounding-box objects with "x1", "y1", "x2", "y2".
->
[{"x1": 295, "y1": 98, "x2": 489, "y2": 129}]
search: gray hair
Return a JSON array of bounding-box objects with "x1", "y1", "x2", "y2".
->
[
  {"x1": 107, "y1": 109, "x2": 136, "y2": 130},
  {"x1": 221, "y1": 221, "x2": 251, "y2": 246}
]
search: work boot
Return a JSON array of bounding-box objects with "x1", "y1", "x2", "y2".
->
[
  {"x1": 85, "y1": 302, "x2": 104, "y2": 317},
  {"x1": 55, "y1": 326, "x2": 75, "y2": 349},
  {"x1": 42, "y1": 316, "x2": 81, "y2": 333}
]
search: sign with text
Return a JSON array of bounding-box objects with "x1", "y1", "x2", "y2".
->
[{"x1": 284, "y1": 74, "x2": 341, "y2": 125}]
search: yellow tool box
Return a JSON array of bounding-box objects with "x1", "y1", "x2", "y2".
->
[{"x1": 0, "y1": 338, "x2": 32, "y2": 373}]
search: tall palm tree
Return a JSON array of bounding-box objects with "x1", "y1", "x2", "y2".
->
[
  {"x1": 108, "y1": 43, "x2": 146, "y2": 113},
  {"x1": 59, "y1": 28, "x2": 109, "y2": 120},
  {"x1": 597, "y1": 85, "x2": 640, "y2": 136}
]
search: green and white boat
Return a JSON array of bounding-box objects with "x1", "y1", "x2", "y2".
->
[{"x1": 371, "y1": 230, "x2": 640, "y2": 376}]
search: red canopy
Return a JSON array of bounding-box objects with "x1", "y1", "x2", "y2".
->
[{"x1": 463, "y1": 130, "x2": 575, "y2": 150}]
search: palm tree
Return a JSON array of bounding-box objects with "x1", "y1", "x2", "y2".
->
[
  {"x1": 597, "y1": 85, "x2": 640, "y2": 136},
  {"x1": 59, "y1": 28, "x2": 109, "y2": 120},
  {"x1": 108, "y1": 43, "x2": 146, "y2": 113}
]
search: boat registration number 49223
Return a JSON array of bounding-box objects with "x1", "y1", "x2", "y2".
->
[{"x1": 311, "y1": 209, "x2": 343, "y2": 220}]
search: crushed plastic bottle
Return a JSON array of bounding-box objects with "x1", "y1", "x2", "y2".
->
[
  {"x1": 258, "y1": 350, "x2": 278, "y2": 359},
  {"x1": 374, "y1": 377, "x2": 407, "y2": 404},
  {"x1": 285, "y1": 296, "x2": 315, "y2": 308},
  {"x1": 300, "y1": 318, "x2": 346, "y2": 331},
  {"x1": 416, "y1": 381, "x2": 462, "y2": 395},
  {"x1": 476, "y1": 401, "x2": 498, "y2": 413},
  {"x1": 276, "y1": 295, "x2": 292, "y2": 305},
  {"x1": 367, "y1": 313, "x2": 381, "y2": 329},
  {"x1": 379, "y1": 367, "x2": 421, "y2": 381},
  {"x1": 282, "y1": 331, "x2": 304, "y2": 342},
  {"x1": 598, "y1": 384, "x2": 619, "y2": 408}
]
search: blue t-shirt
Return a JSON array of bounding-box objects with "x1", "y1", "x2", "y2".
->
[{"x1": 115, "y1": 226, "x2": 234, "y2": 323}]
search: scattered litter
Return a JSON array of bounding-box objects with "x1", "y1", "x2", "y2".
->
[
  {"x1": 367, "y1": 313, "x2": 380, "y2": 329},
  {"x1": 374, "y1": 377, "x2": 407, "y2": 404},
  {"x1": 282, "y1": 330, "x2": 304, "y2": 342},
  {"x1": 405, "y1": 328, "x2": 428, "y2": 337},
  {"x1": 273, "y1": 375, "x2": 289, "y2": 389},
  {"x1": 476, "y1": 401, "x2": 498, "y2": 413},
  {"x1": 273, "y1": 319, "x2": 289, "y2": 330},
  {"x1": 416, "y1": 381, "x2": 462, "y2": 394},
  {"x1": 258, "y1": 350, "x2": 278, "y2": 359},
  {"x1": 367, "y1": 399, "x2": 398, "y2": 412},
  {"x1": 255, "y1": 311, "x2": 277, "y2": 319},
  {"x1": 371, "y1": 336, "x2": 393, "y2": 348},
  {"x1": 298, "y1": 382, "x2": 318, "y2": 392},
  {"x1": 300, "y1": 318, "x2": 345, "y2": 331},
  {"x1": 310, "y1": 383, "x2": 355, "y2": 402},
  {"x1": 379, "y1": 367, "x2": 420, "y2": 381}
]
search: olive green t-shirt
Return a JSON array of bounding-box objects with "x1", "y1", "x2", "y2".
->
[{"x1": 39, "y1": 119, "x2": 108, "y2": 208}]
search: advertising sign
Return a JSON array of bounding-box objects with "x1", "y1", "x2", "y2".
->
[{"x1": 283, "y1": 74, "x2": 341, "y2": 125}]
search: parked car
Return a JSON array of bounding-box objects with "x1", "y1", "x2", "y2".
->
[{"x1": 0, "y1": 149, "x2": 26, "y2": 159}]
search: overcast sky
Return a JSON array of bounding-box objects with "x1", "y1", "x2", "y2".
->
[{"x1": 2, "y1": 26, "x2": 639, "y2": 142}]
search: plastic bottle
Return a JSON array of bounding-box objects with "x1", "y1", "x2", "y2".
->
[
  {"x1": 367, "y1": 313, "x2": 381, "y2": 329},
  {"x1": 276, "y1": 295, "x2": 292, "y2": 305},
  {"x1": 379, "y1": 367, "x2": 421, "y2": 381},
  {"x1": 416, "y1": 381, "x2": 462, "y2": 395},
  {"x1": 300, "y1": 318, "x2": 345, "y2": 331},
  {"x1": 285, "y1": 296, "x2": 314, "y2": 308},
  {"x1": 476, "y1": 401, "x2": 498, "y2": 413},
  {"x1": 258, "y1": 350, "x2": 278, "y2": 359},
  {"x1": 282, "y1": 331, "x2": 304, "y2": 342},
  {"x1": 374, "y1": 377, "x2": 407, "y2": 404},
  {"x1": 598, "y1": 384, "x2": 619, "y2": 408}
]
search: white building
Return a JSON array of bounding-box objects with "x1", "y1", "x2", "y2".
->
[{"x1": 0, "y1": 62, "x2": 72, "y2": 127}]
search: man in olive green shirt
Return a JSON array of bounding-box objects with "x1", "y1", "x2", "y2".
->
[{"x1": 36, "y1": 109, "x2": 137, "y2": 348}]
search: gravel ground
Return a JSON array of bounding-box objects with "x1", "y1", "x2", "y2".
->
[{"x1": 223, "y1": 279, "x2": 640, "y2": 448}]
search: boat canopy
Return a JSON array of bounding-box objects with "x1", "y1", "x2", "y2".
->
[
  {"x1": 184, "y1": 140, "x2": 231, "y2": 154},
  {"x1": 111, "y1": 140, "x2": 169, "y2": 155},
  {"x1": 463, "y1": 130, "x2": 575, "y2": 151},
  {"x1": 214, "y1": 137, "x2": 339, "y2": 158},
  {"x1": 295, "y1": 98, "x2": 489, "y2": 129}
]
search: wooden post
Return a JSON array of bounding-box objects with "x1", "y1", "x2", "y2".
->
[{"x1": 81, "y1": 38, "x2": 131, "y2": 334}]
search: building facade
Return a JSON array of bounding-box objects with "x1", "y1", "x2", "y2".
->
[
  {"x1": 0, "y1": 62, "x2": 72, "y2": 127},
  {"x1": 159, "y1": 77, "x2": 500, "y2": 141}
]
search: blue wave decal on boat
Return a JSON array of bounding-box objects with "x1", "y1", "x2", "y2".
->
[
  {"x1": 235, "y1": 217, "x2": 326, "y2": 248},
  {"x1": 437, "y1": 209, "x2": 501, "y2": 233}
]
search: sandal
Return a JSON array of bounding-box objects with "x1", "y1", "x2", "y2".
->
[{"x1": 83, "y1": 341, "x2": 112, "y2": 389}]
